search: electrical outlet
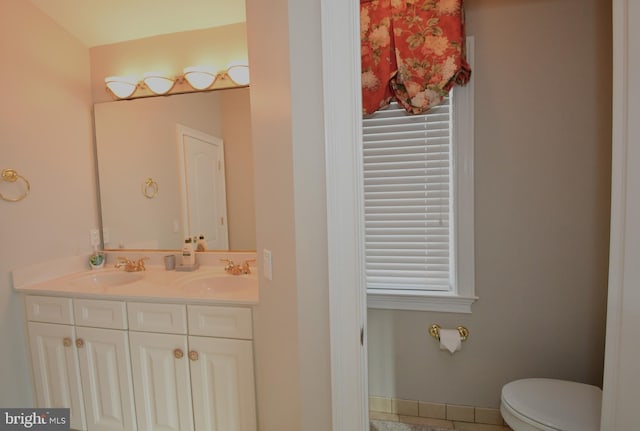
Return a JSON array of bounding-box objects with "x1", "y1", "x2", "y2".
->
[{"x1": 90, "y1": 229, "x2": 100, "y2": 247}]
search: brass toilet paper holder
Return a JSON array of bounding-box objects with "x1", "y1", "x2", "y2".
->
[{"x1": 429, "y1": 324, "x2": 469, "y2": 341}]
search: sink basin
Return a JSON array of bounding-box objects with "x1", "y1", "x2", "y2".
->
[
  {"x1": 70, "y1": 270, "x2": 144, "y2": 289},
  {"x1": 180, "y1": 275, "x2": 256, "y2": 294}
]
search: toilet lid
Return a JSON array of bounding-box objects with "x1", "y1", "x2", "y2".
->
[{"x1": 501, "y1": 378, "x2": 602, "y2": 431}]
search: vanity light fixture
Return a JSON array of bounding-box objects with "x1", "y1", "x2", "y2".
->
[
  {"x1": 183, "y1": 66, "x2": 218, "y2": 90},
  {"x1": 105, "y1": 76, "x2": 138, "y2": 99},
  {"x1": 142, "y1": 72, "x2": 176, "y2": 95},
  {"x1": 226, "y1": 65, "x2": 250, "y2": 86},
  {"x1": 104, "y1": 65, "x2": 250, "y2": 100}
]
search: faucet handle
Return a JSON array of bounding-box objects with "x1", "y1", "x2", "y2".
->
[
  {"x1": 136, "y1": 257, "x2": 149, "y2": 271},
  {"x1": 115, "y1": 256, "x2": 131, "y2": 268},
  {"x1": 241, "y1": 259, "x2": 256, "y2": 274},
  {"x1": 220, "y1": 258, "x2": 235, "y2": 271}
]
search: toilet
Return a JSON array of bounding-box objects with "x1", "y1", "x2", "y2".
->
[{"x1": 500, "y1": 378, "x2": 602, "y2": 431}]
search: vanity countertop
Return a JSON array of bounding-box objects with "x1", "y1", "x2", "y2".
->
[{"x1": 13, "y1": 265, "x2": 259, "y2": 306}]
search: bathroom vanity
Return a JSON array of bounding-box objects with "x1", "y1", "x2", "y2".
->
[{"x1": 13, "y1": 258, "x2": 258, "y2": 431}]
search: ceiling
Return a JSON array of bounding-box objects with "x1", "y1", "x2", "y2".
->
[{"x1": 29, "y1": 0, "x2": 246, "y2": 48}]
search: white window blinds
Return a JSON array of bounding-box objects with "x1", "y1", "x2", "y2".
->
[{"x1": 362, "y1": 96, "x2": 453, "y2": 292}]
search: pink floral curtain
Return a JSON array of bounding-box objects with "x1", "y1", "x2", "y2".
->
[{"x1": 361, "y1": 0, "x2": 471, "y2": 115}]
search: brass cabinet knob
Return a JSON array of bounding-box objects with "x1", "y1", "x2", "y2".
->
[
  {"x1": 63, "y1": 338, "x2": 72, "y2": 347},
  {"x1": 188, "y1": 351, "x2": 199, "y2": 361},
  {"x1": 75, "y1": 338, "x2": 84, "y2": 348},
  {"x1": 174, "y1": 349, "x2": 184, "y2": 359}
]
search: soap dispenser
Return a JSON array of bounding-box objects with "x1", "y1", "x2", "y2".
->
[{"x1": 181, "y1": 238, "x2": 195, "y2": 266}]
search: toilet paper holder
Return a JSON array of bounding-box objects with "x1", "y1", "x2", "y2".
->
[{"x1": 429, "y1": 324, "x2": 469, "y2": 342}]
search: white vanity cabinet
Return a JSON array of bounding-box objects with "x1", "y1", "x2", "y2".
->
[
  {"x1": 74, "y1": 299, "x2": 137, "y2": 431},
  {"x1": 25, "y1": 296, "x2": 136, "y2": 431},
  {"x1": 27, "y1": 321, "x2": 87, "y2": 431},
  {"x1": 188, "y1": 335, "x2": 256, "y2": 431},
  {"x1": 24, "y1": 295, "x2": 256, "y2": 431},
  {"x1": 127, "y1": 302, "x2": 256, "y2": 431},
  {"x1": 75, "y1": 326, "x2": 137, "y2": 431}
]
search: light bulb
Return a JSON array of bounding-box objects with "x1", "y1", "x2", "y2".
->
[
  {"x1": 143, "y1": 72, "x2": 175, "y2": 95},
  {"x1": 226, "y1": 65, "x2": 250, "y2": 86},
  {"x1": 183, "y1": 66, "x2": 218, "y2": 90},
  {"x1": 105, "y1": 76, "x2": 138, "y2": 99}
]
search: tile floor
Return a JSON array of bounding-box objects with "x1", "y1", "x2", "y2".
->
[{"x1": 370, "y1": 411, "x2": 514, "y2": 431}]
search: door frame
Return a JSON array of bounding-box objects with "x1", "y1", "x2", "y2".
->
[
  {"x1": 600, "y1": 0, "x2": 640, "y2": 429},
  {"x1": 321, "y1": 0, "x2": 369, "y2": 429}
]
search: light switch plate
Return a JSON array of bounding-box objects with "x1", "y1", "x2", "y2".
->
[{"x1": 263, "y1": 249, "x2": 273, "y2": 281}]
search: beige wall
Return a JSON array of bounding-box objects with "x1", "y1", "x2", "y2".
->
[
  {"x1": 221, "y1": 88, "x2": 256, "y2": 250},
  {"x1": 246, "y1": 0, "x2": 332, "y2": 429},
  {"x1": 368, "y1": 0, "x2": 612, "y2": 408},
  {"x1": 0, "y1": 0, "x2": 95, "y2": 405}
]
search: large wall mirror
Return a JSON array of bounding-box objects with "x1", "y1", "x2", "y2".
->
[{"x1": 94, "y1": 87, "x2": 256, "y2": 252}]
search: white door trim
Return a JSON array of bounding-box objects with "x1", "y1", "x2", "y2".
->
[
  {"x1": 320, "y1": 0, "x2": 369, "y2": 429},
  {"x1": 601, "y1": 0, "x2": 640, "y2": 429}
]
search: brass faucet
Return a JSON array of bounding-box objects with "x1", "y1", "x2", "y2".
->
[
  {"x1": 115, "y1": 257, "x2": 148, "y2": 272},
  {"x1": 221, "y1": 258, "x2": 255, "y2": 275}
]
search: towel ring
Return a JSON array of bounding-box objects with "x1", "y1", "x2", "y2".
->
[
  {"x1": 1, "y1": 169, "x2": 30, "y2": 202},
  {"x1": 143, "y1": 177, "x2": 158, "y2": 199},
  {"x1": 429, "y1": 324, "x2": 469, "y2": 342}
]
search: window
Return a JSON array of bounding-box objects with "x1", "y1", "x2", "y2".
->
[{"x1": 363, "y1": 38, "x2": 475, "y2": 313}]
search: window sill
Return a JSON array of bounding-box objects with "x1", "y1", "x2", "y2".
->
[{"x1": 367, "y1": 290, "x2": 477, "y2": 313}]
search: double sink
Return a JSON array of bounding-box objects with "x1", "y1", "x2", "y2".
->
[
  {"x1": 18, "y1": 265, "x2": 259, "y2": 305},
  {"x1": 69, "y1": 267, "x2": 256, "y2": 292}
]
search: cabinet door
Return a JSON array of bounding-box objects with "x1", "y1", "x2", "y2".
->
[
  {"x1": 188, "y1": 336, "x2": 256, "y2": 431},
  {"x1": 27, "y1": 322, "x2": 86, "y2": 431},
  {"x1": 129, "y1": 332, "x2": 193, "y2": 431},
  {"x1": 76, "y1": 327, "x2": 137, "y2": 431}
]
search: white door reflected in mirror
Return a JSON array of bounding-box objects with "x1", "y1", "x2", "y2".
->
[{"x1": 177, "y1": 125, "x2": 229, "y2": 250}]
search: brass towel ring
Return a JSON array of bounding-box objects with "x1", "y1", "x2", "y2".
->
[
  {"x1": 429, "y1": 324, "x2": 469, "y2": 342},
  {"x1": 1, "y1": 169, "x2": 30, "y2": 202},
  {"x1": 143, "y1": 177, "x2": 158, "y2": 199}
]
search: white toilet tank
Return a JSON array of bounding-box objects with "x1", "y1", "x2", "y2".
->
[{"x1": 500, "y1": 378, "x2": 602, "y2": 431}]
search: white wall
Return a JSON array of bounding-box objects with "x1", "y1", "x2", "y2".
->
[
  {"x1": 367, "y1": 0, "x2": 612, "y2": 408},
  {"x1": 0, "y1": 0, "x2": 96, "y2": 405}
]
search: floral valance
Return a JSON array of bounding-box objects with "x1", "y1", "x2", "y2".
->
[{"x1": 361, "y1": 0, "x2": 471, "y2": 115}]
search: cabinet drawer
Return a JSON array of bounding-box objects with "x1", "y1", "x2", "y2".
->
[
  {"x1": 25, "y1": 296, "x2": 74, "y2": 324},
  {"x1": 187, "y1": 305, "x2": 252, "y2": 339},
  {"x1": 127, "y1": 302, "x2": 187, "y2": 334},
  {"x1": 74, "y1": 299, "x2": 127, "y2": 329}
]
